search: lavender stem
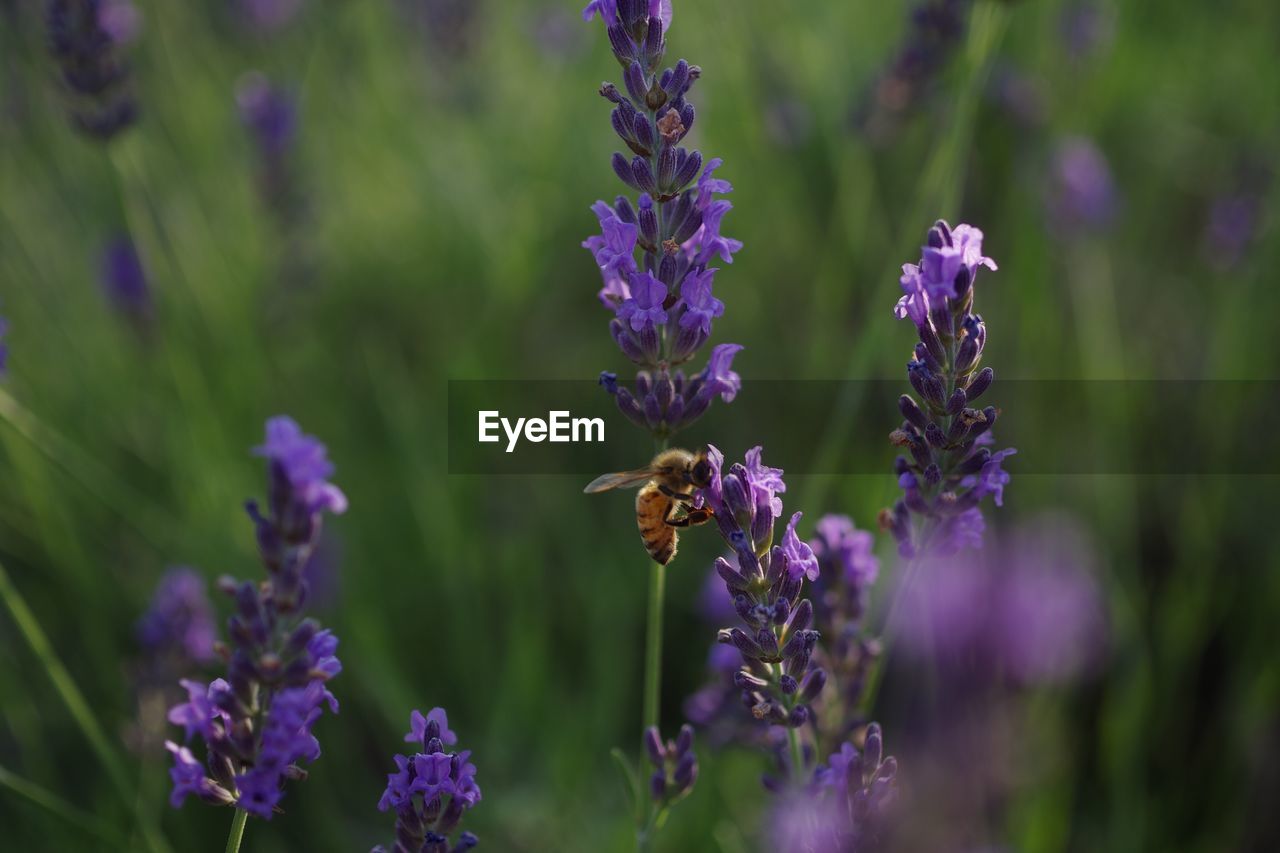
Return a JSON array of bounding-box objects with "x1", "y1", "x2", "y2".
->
[
  {"x1": 223, "y1": 808, "x2": 248, "y2": 853},
  {"x1": 786, "y1": 715, "x2": 805, "y2": 786},
  {"x1": 643, "y1": 560, "x2": 666, "y2": 733}
]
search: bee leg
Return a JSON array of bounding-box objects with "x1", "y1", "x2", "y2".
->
[
  {"x1": 657, "y1": 484, "x2": 698, "y2": 501},
  {"x1": 664, "y1": 506, "x2": 715, "y2": 528}
]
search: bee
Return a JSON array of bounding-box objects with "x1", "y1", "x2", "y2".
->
[{"x1": 584, "y1": 448, "x2": 716, "y2": 565}]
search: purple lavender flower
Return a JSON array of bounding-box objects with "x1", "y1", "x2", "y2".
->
[
  {"x1": 165, "y1": 417, "x2": 343, "y2": 824},
  {"x1": 584, "y1": 200, "x2": 640, "y2": 306},
  {"x1": 373, "y1": 708, "x2": 481, "y2": 853},
  {"x1": 165, "y1": 741, "x2": 235, "y2": 808},
  {"x1": 811, "y1": 517, "x2": 879, "y2": 610},
  {"x1": 617, "y1": 272, "x2": 669, "y2": 332},
  {"x1": 582, "y1": 0, "x2": 744, "y2": 441},
  {"x1": 806, "y1": 723, "x2": 898, "y2": 850},
  {"x1": 248, "y1": 416, "x2": 348, "y2": 596},
  {"x1": 137, "y1": 567, "x2": 216, "y2": 665},
  {"x1": 884, "y1": 220, "x2": 1015, "y2": 559},
  {"x1": 45, "y1": 0, "x2": 139, "y2": 138},
  {"x1": 1047, "y1": 136, "x2": 1117, "y2": 232},
  {"x1": 806, "y1": 516, "x2": 882, "y2": 743},
  {"x1": 643, "y1": 724, "x2": 698, "y2": 821},
  {"x1": 99, "y1": 236, "x2": 151, "y2": 320},
  {"x1": 698, "y1": 447, "x2": 826, "y2": 733}
]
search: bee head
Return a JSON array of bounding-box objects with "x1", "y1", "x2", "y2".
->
[{"x1": 688, "y1": 456, "x2": 713, "y2": 489}]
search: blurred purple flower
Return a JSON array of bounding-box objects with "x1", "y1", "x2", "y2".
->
[
  {"x1": 236, "y1": 73, "x2": 297, "y2": 159},
  {"x1": 97, "y1": 0, "x2": 141, "y2": 44},
  {"x1": 1203, "y1": 192, "x2": 1264, "y2": 270},
  {"x1": 99, "y1": 236, "x2": 150, "y2": 318},
  {"x1": 855, "y1": 0, "x2": 972, "y2": 145},
  {"x1": 137, "y1": 567, "x2": 216, "y2": 664},
  {"x1": 768, "y1": 724, "x2": 897, "y2": 852},
  {"x1": 894, "y1": 514, "x2": 1108, "y2": 685},
  {"x1": 698, "y1": 558, "x2": 737, "y2": 624},
  {"x1": 768, "y1": 790, "x2": 845, "y2": 853},
  {"x1": 1048, "y1": 136, "x2": 1117, "y2": 232},
  {"x1": 1059, "y1": 1, "x2": 1114, "y2": 61},
  {"x1": 988, "y1": 65, "x2": 1047, "y2": 129},
  {"x1": 301, "y1": 531, "x2": 342, "y2": 612},
  {"x1": 45, "y1": 0, "x2": 139, "y2": 138},
  {"x1": 811, "y1": 515, "x2": 879, "y2": 597},
  {"x1": 237, "y1": 0, "x2": 303, "y2": 34}
]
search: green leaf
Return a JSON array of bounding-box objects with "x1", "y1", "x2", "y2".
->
[{"x1": 610, "y1": 747, "x2": 643, "y2": 826}]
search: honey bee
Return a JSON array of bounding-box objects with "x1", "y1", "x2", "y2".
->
[{"x1": 584, "y1": 448, "x2": 716, "y2": 565}]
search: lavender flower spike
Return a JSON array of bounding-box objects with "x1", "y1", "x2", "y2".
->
[
  {"x1": 883, "y1": 220, "x2": 1015, "y2": 558},
  {"x1": 698, "y1": 447, "x2": 826, "y2": 738},
  {"x1": 641, "y1": 724, "x2": 698, "y2": 834},
  {"x1": 165, "y1": 417, "x2": 344, "y2": 828},
  {"x1": 373, "y1": 708, "x2": 481, "y2": 853},
  {"x1": 583, "y1": 0, "x2": 745, "y2": 441},
  {"x1": 808, "y1": 516, "x2": 882, "y2": 743}
]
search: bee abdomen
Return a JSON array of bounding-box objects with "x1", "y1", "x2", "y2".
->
[{"x1": 636, "y1": 484, "x2": 678, "y2": 566}]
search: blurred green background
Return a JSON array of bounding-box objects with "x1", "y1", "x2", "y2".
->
[{"x1": 2, "y1": 0, "x2": 1279, "y2": 850}]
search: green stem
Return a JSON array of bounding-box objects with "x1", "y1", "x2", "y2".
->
[
  {"x1": 858, "y1": 552, "x2": 925, "y2": 716},
  {"x1": 224, "y1": 808, "x2": 249, "y2": 853},
  {"x1": 0, "y1": 563, "x2": 129, "y2": 792},
  {"x1": 642, "y1": 560, "x2": 666, "y2": 731},
  {"x1": 0, "y1": 561, "x2": 171, "y2": 853},
  {"x1": 786, "y1": 726, "x2": 805, "y2": 785},
  {"x1": 0, "y1": 764, "x2": 128, "y2": 849}
]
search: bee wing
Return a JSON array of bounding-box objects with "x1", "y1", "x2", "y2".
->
[{"x1": 583, "y1": 468, "x2": 656, "y2": 493}]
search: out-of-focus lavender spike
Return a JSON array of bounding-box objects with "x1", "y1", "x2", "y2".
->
[
  {"x1": 45, "y1": 0, "x2": 140, "y2": 139},
  {"x1": 99, "y1": 235, "x2": 151, "y2": 323},
  {"x1": 853, "y1": 0, "x2": 972, "y2": 145},
  {"x1": 1047, "y1": 136, "x2": 1117, "y2": 233}
]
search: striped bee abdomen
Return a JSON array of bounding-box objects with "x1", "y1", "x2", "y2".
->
[{"x1": 636, "y1": 483, "x2": 678, "y2": 565}]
